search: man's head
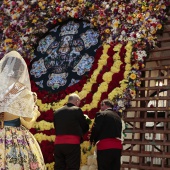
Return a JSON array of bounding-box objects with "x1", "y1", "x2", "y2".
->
[
  {"x1": 68, "y1": 93, "x2": 81, "y2": 107},
  {"x1": 100, "y1": 99, "x2": 114, "y2": 111}
]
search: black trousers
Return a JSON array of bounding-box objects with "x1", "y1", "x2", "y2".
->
[
  {"x1": 97, "y1": 149, "x2": 122, "y2": 170},
  {"x1": 54, "y1": 144, "x2": 80, "y2": 170}
]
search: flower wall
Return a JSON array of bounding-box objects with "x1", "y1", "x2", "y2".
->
[{"x1": 0, "y1": 0, "x2": 169, "y2": 169}]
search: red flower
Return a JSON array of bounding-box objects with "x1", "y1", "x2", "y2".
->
[
  {"x1": 107, "y1": 46, "x2": 115, "y2": 56},
  {"x1": 29, "y1": 128, "x2": 37, "y2": 134},
  {"x1": 40, "y1": 141, "x2": 55, "y2": 163},
  {"x1": 53, "y1": 20, "x2": 57, "y2": 24},
  {"x1": 74, "y1": 13, "x2": 78, "y2": 18},
  {"x1": 83, "y1": 131, "x2": 91, "y2": 141},
  {"x1": 88, "y1": 108, "x2": 99, "y2": 119},
  {"x1": 84, "y1": 93, "x2": 93, "y2": 104},
  {"x1": 96, "y1": 74, "x2": 103, "y2": 83},
  {"x1": 37, "y1": 109, "x2": 54, "y2": 122},
  {"x1": 101, "y1": 92, "x2": 108, "y2": 101},
  {"x1": 119, "y1": 45, "x2": 126, "y2": 57},
  {"x1": 91, "y1": 84, "x2": 98, "y2": 92}
]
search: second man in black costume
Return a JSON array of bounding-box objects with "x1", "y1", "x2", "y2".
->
[{"x1": 90, "y1": 99, "x2": 122, "y2": 170}]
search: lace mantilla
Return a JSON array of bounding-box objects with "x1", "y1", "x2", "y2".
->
[{"x1": 0, "y1": 82, "x2": 35, "y2": 118}]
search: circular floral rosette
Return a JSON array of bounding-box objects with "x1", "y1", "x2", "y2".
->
[{"x1": 30, "y1": 19, "x2": 101, "y2": 92}]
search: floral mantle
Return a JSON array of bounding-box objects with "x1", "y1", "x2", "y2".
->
[{"x1": 0, "y1": 0, "x2": 169, "y2": 169}]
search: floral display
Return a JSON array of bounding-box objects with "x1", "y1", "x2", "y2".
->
[
  {"x1": 0, "y1": 0, "x2": 168, "y2": 59},
  {"x1": 0, "y1": 0, "x2": 169, "y2": 169}
]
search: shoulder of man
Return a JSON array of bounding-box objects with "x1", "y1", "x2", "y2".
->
[
  {"x1": 54, "y1": 105, "x2": 65, "y2": 113},
  {"x1": 96, "y1": 111, "x2": 106, "y2": 117}
]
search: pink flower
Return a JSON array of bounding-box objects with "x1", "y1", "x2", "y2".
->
[{"x1": 30, "y1": 162, "x2": 39, "y2": 169}]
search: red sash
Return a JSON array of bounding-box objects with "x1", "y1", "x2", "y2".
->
[
  {"x1": 97, "y1": 138, "x2": 122, "y2": 150},
  {"x1": 54, "y1": 135, "x2": 80, "y2": 144}
]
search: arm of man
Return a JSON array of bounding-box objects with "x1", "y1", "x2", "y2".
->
[
  {"x1": 77, "y1": 108, "x2": 89, "y2": 134},
  {"x1": 90, "y1": 112, "x2": 104, "y2": 145}
]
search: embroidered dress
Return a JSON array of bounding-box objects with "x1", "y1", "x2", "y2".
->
[{"x1": 0, "y1": 119, "x2": 46, "y2": 170}]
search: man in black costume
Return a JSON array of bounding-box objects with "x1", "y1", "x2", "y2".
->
[
  {"x1": 90, "y1": 99, "x2": 122, "y2": 170},
  {"x1": 54, "y1": 93, "x2": 89, "y2": 170}
]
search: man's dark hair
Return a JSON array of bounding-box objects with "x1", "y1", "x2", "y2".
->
[{"x1": 101, "y1": 99, "x2": 114, "y2": 108}]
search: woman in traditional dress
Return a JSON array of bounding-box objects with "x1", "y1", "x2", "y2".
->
[{"x1": 0, "y1": 51, "x2": 46, "y2": 170}]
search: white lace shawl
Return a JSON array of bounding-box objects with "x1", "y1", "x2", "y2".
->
[{"x1": 0, "y1": 82, "x2": 35, "y2": 118}]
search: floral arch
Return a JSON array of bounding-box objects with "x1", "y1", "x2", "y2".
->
[{"x1": 0, "y1": 0, "x2": 169, "y2": 169}]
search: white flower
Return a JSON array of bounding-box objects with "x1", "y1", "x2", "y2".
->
[
  {"x1": 136, "y1": 50, "x2": 147, "y2": 61},
  {"x1": 118, "y1": 100, "x2": 124, "y2": 107}
]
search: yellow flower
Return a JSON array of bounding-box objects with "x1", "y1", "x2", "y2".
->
[
  {"x1": 161, "y1": 4, "x2": 166, "y2": 9},
  {"x1": 105, "y1": 29, "x2": 111, "y2": 34},
  {"x1": 111, "y1": 66, "x2": 119, "y2": 73},
  {"x1": 32, "y1": 19, "x2": 37, "y2": 23},
  {"x1": 35, "y1": 120, "x2": 54, "y2": 131},
  {"x1": 113, "y1": 20, "x2": 119, "y2": 28},
  {"x1": 120, "y1": 82, "x2": 128, "y2": 89},
  {"x1": 157, "y1": 23, "x2": 162, "y2": 30},
  {"x1": 38, "y1": 2, "x2": 43, "y2": 7},
  {"x1": 133, "y1": 63, "x2": 139, "y2": 70},
  {"x1": 136, "y1": 80, "x2": 141, "y2": 86},
  {"x1": 34, "y1": 133, "x2": 55, "y2": 143},
  {"x1": 125, "y1": 64, "x2": 132, "y2": 71},
  {"x1": 102, "y1": 72, "x2": 113, "y2": 83},
  {"x1": 125, "y1": 55, "x2": 131, "y2": 63},
  {"x1": 82, "y1": 104, "x2": 90, "y2": 111},
  {"x1": 145, "y1": 12, "x2": 150, "y2": 18},
  {"x1": 79, "y1": 90, "x2": 88, "y2": 99},
  {"x1": 83, "y1": 84, "x2": 92, "y2": 91},
  {"x1": 93, "y1": 92, "x2": 101, "y2": 101},
  {"x1": 127, "y1": 41, "x2": 132, "y2": 46},
  {"x1": 113, "y1": 44, "x2": 122, "y2": 51},
  {"x1": 142, "y1": 5, "x2": 147, "y2": 12},
  {"x1": 58, "y1": 19, "x2": 62, "y2": 22},
  {"x1": 41, "y1": 6, "x2": 45, "y2": 10},
  {"x1": 124, "y1": 71, "x2": 130, "y2": 79},
  {"x1": 130, "y1": 73, "x2": 137, "y2": 80},
  {"x1": 46, "y1": 162, "x2": 55, "y2": 170},
  {"x1": 5, "y1": 39, "x2": 12, "y2": 43},
  {"x1": 100, "y1": 54, "x2": 109, "y2": 60},
  {"x1": 98, "y1": 59, "x2": 107, "y2": 65},
  {"x1": 12, "y1": 14, "x2": 18, "y2": 20},
  {"x1": 113, "y1": 53, "x2": 120, "y2": 60},
  {"x1": 94, "y1": 22, "x2": 97, "y2": 26},
  {"x1": 92, "y1": 70, "x2": 100, "y2": 77},
  {"x1": 103, "y1": 44, "x2": 110, "y2": 52},
  {"x1": 114, "y1": 60, "x2": 122, "y2": 69},
  {"x1": 91, "y1": 100, "x2": 99, "y2": 108},
  {"x1": 98, "y1": 82, "x2": 108, "y2": 92},
  {"x1": 142, "y1": 64, "x2": 145, "y2": 68}
]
